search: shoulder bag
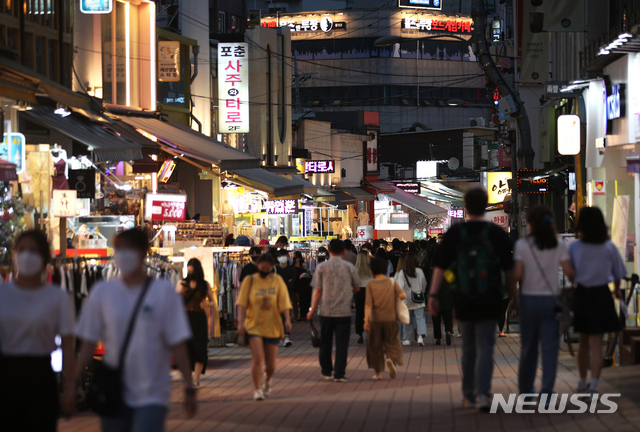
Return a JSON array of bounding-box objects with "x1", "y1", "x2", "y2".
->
[
  {"x1": 527, "y1": 239, "x2": 572, "y2": 336},
  {"x1": 403, "y1": 270, "x2": 425, "y2": 304},
  {"x1": 394, "y1": 279, "x2": 411, "y2": 324},
  {"x1": 86, "y1": 277, "x2": 152, "y2": 417}
]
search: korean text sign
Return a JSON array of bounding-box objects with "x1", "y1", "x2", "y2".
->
[
  {"x1": 265, "y1": 200, "x2": 298, "y2": 215},
  {"x1": 218, "y1": 43, "x2": 250, "y2": 133},
  {"x1": 52, "y1": 190, "x2": 77, "y2": 217},
  {"x1": 151, "y1": 200, "x2": 186, "y2": 221},
  {"x1": 304, "y1": 160, "x2": 335, "y2": 173},
  {"x1": 487, "y1": 172, "x2": 512, "y2": 203},
  {"x1": 158, "y1": 41, "x2": 181, "y2": 82}
]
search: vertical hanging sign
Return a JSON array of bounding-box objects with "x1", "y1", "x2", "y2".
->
[
  {"x1": 158, "y1": 41, "x2": 181, "y2": 82},
  {"x1": 218, "y1": 43, "x2": 250, "y2": 133}
]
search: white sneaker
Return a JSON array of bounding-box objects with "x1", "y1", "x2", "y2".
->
[
  {"x1": 477, "y1": 395, "x2": 491, "y2": 412},
  {"x1": 402, "y1": 339, "x2": 411, "y2": 346},
  {"x1": 263, "y1": 379, "x2": 272, "y2": 397},
  {"x1": 284, "y1": 337, "x2": 293, "y2": 347},
  {"x1": 417, "y1": 336, "x2": 424, "y2": 346},
  {"x1": 254, "y1": 389, "x2": 265, "y2": 401}
]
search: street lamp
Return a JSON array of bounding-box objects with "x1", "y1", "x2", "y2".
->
[{"x1": 373, "y1": 34, "x2": 470, "y2": 47}]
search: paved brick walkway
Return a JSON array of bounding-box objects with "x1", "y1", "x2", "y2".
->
[{"x1": 59, "y1": 321, "x2": 640, "y2": 432}]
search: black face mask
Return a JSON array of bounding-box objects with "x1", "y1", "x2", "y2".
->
[
  {"x1": 251, "y1": 255, "x2": 259, "y2": 263},
  {"x1": 259, "y1": 270, "x2": 271, "y2": 278}
]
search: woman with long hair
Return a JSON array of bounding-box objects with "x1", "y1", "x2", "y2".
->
[
  {"x1": 1, "y1": 231, "x2": 75, "y2": 431},
  {"x1": 375, "y1": 247, "x2": 394, "y2": 277},
  {"x1": 237, "y1": 254, "x2": 292, "y2": 401},
  {"x1": 365, "y1": 257, "x2": 406, "y2": 380},
  {"x1": 355, "y1": 250, "x2": 374, "y2": 344},
  {"x1": 513, "y1": 205, "x2": 574, "y2": 399},
  {"x1": 179, "y1": 258, "x2": 216, "y2": 387},
  {"x1": 569, "y1": 207, "x2": 625, "y2": 395},
  {"x1": 395, "y1": 248, "x2": 428, "y2": 346}
]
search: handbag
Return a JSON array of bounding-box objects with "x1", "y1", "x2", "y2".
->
[
  {"x1": 403, "y1": 270, "x2": 425, "y2": 304},
  {"x1": 394, "y1": 279, "x2": 411, "y2": 324},
  {"x1": 86, "y1": 277, "x2": 152, "y2": 417},
  {"x1": 310, "y1": 320, "x2": 321, "y2": 347},
  {"x1": 527, "y1": 239, "x2": 572, "y2": 336}
]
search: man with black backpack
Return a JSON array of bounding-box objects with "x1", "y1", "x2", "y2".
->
[{"x1": 428, "y1": 188, "x2": 516, "y2": 412}]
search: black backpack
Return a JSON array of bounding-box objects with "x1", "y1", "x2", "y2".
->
[{"x1": 445, "y1": 224, "x2": 504, "y2": 303}]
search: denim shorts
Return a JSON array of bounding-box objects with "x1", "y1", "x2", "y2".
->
[{"x1": 248, "y1": 334, "x2": 281, "y2": 345}]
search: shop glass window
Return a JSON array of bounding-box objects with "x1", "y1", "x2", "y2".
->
[
  {"x1": 218, "y1": 11, "x2": 225, "y2": 33},
  {"x1": 230, "y1": 14, "x2": 239, "y2": 33},
  {"x1": 157, "y1": 41, "x2": 188, "y2": 109}
]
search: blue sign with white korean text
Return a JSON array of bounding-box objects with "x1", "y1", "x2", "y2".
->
[
  {"x1": 80, "y1": 0, "x2": 112, "y2": 14},
  {"x1": 0, "y1": 133, "x2": 25, "y2": 174}
]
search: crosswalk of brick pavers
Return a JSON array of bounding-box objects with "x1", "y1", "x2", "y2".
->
[{"x1": 59, "y1": 321, "x2": 640, "y2": 432}]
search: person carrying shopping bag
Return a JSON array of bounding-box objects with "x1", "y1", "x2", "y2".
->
[{"x1": 365, "y1": 257, "x2": 406, "y2": 380}]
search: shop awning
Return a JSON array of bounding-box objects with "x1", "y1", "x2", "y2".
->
[
  {"x1": 119, "y1": 116, "x2": 260, "y2": 171},
  {"x1": 341, "y1": 187, "x2": 375, "y2": 201},
  {"x1": 289, "y1": 175, "x2": 319, "y2": 195},
  {"x1": 22, "y1": 106, "x2": 143, "y2": 162},
  {"x1": 627, "y1": 153, "x2": 640, "y2": 174},
  {"x1": 311, "y1": 188, "x2": 335, "y2": 202},
  {"x1": 387, "y1": 186, "x2": 448, "y2": 218},
  {"x1": 364, "y1": 180, "x2": 395, "y2": 194},
  {"x1": 230, "y1": 168, "x2": 305, "y2": 198}
]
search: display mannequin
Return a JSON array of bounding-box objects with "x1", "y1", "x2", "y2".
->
[
  {"x1": 257, "y1": 222, "x2": 269, "y2": 240},
  {"x1": 221, "y1": 200, "x2": 235, "y2": 229},
  {"x1": 50, "y1": 144, "x2": 69, "y2": 190}
]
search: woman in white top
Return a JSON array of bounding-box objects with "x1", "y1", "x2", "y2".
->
[
  {"x1": 355, "y1": 250, "x2": 374, "y2": 344},
  {"x1": 395, "y1": 248, "x2": 428, "y2": 347},
  {"x1": 513, "y1": 205, "x2": 575, "y2": 399},
  {"x1": 0, "y1": 230, "x2": 75, "y2": 431},
  {"x1": 569, "y1": 207, "x2": 626, "y2": 395}
]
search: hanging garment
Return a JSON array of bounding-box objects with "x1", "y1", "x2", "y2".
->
[{"x1": 52, "y1": 158, "x2": 70, "y2": 190}]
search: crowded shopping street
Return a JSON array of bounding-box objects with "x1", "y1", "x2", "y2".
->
[{"x1": 57, "y1": 321, "x2": 640, "y2": 432}]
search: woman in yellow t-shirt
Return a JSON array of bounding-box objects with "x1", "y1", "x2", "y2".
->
[{"x1": 237, "y1": 253, "x2": 292, "y2": 401}]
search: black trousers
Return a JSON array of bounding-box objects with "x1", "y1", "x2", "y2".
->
[
  {"x1": 0, "y1": 355, "x2": 59, "y2": 432},
  {"x1": 432, "y1": 309, "x2": 454, "y2": 340},
  {"x1": 354, "y1": 287, "x2": 366, "y2": 336},
  {"x1": 319, "y1": 316, "x2": 351, "y2": 379}
]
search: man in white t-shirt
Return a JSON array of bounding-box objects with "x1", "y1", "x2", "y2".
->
[{"x1": 66, "y1": 229, "x2": 196, "y2": 431}]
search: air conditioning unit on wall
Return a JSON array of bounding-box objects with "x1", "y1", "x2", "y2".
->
[{"x1": 469, "y1": 117, "x2": 486, "y2": 127}]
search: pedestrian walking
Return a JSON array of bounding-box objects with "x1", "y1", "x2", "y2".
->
[
  {"x1": 1, "y1": 230, "x2": 75, "y2": 432},
  {"x1": 307, "y1": 240, "x2": 360, "y2": 382},
  {"x1": 343, "y1": 239, "x2": 358, "y2": 265},
  {"x1": 375, "y1": 247, "x2": 394, "y2": 277},
  {"x1": 428, "y1": 188, "x2": 516, "y2": 412},
  {"x1": 365, "y1": 257, "x2": 406, "y2": 380},
  {"x1": 513, "y1": 205, "x2": 575, "y2": 399},
  {"x1": 71, "y1": 228, "x2": 196, "y2": 430},
  {"x1": 569, "y1": 207, "x2": 625, "y2": 395},
  {"x1": 394, "y1": 248, "x2": 428, "y2": 346},
  {"x1": 240, "y1": 246, "x2": 262, "y2": 282},
  {"x1": 294, "y1": 257, "x2": 312, "y2": 321},
  {"x1": 237, "y1": 254, "x2": 292, "y2": 401},
  {"x1": 178, "y1": 258, "x2": 216, "y2": 387},
  {"x1": 430, "y1": 279, "x2": 454, "y2": 346},
  {"x1": 355, "y1": 250, "x2": 374, "y2": 344},
  {"x1": 276, "y1": 249, "x2": 296, "y2": 346}
]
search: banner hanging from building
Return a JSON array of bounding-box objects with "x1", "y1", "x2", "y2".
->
[
  {"x1": 218, "y1": 43, "x2": 250, "y2": 133},
  {"x1": 520, "y1": 0, "x2": 549, "y2": 84}
]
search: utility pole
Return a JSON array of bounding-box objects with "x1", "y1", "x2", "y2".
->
[{"x1": 471, "y1": 0, "x2": 535, "y2": 235}]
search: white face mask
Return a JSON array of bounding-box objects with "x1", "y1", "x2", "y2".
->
[
  {"x1": 14, "y1": 251, "x2": 44, "y2": 277},
  {"x1": 278, "y1": 256, "x2": 288, "y2": 264},
  {"x1": 114, "y1": 249, "x2": 142, "y2": 276}
]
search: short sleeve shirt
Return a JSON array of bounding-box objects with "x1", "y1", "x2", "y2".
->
[
  {"x1": 366, "y1": 277, "x2": 405, "y2": 322},
  {"x1": 0, "y1": 283, "x2": 74, "y2": 356},
  {"x1": 514, "y1": 237, "x2": 569, "y2": 296},
  {"x1": 237, "y1": 273, "x2": 292, "y2": 339},
  {"x1": 76, "y1": 278, "x2": 192, "y2": 408},
  {"x1": 311, "y1": 257, "x2": 360, "y2": 317},
  {"x1": 569, "y1": 240, "x2": 627, "y2": 287}
]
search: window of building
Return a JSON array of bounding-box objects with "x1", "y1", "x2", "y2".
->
[
  {"x1": 230, "y1": 14, "x2": 239, "y2": 33},
  {"x1": 218, "y1": 11, "x2": 226, "y2": 33}
]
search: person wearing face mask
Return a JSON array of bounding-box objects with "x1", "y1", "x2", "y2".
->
[
  {"x1": 69, "y1": 229, "x2": 196, "y2": 430},
  {"x1": 0, "y1": 230, "x2": 75, "y2": 431},
  {"x1": 179, "y1": 258, "x2": 215, "y2": 387},
  {"x1": 237, "y1": 253, "x2": 292, "y2": 401},
  {"x1": 241, "y1": 247, "x2": 263, "y2": 282},
  {"x1": 276, "y1": 249, "x2": 296, "y2": 346}
]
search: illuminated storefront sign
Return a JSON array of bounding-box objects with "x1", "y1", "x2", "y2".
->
[
  {"x1": 0, "y1": 132, "x2": 25, "y2": 174},
  {"x1": 218, "y1": 43, "x2": 250, "y2": 133},
  {"x1": 398, "y1": 0, "x2": 442, "y2": 10},
  {"x1": 401, "y1": 17, "x2": 472, "y2": 33},
  {"x1": 603, "y1": 77, "x2": 625, "y2": 135},
  {"x1": 304, "y1": 160, "x2": 335, "y2": 173},
  {"x1": 517, "y1": 170, "x2": 549, "y2": 194},
  {"x1": 261, "y1": 16, "x2": 347, "y2": 32},
  {"x1": 158, "y1": 41, "x2": 181, "y2": 83},
  {"x1": 390, "y1": 213, "x2": 409, "y2": 224},
  {"x1": 487, "y1": 172, "x2": 512, "y2": 203},
  {"x1": 557, "y1": 114, "x2": 580, "y2": 155},
  {"x1": 265, "y1": 199, "x2": 298, "y2": 215},
  {"x1": 157, "y1": 159, "x2": 176, "y2": 183},
  {"x1": 448, "y1": 209, "x2": 465, "y2": 219},
  {"x1": 81, "y1": 0, "x2": 112, "y2": 14},
  {"x1": 145, "y1": 193, "x2": 187, "y2": 221},
  {"x1": 395, "y1": 182, "x2": 421, "y2": 194}
]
